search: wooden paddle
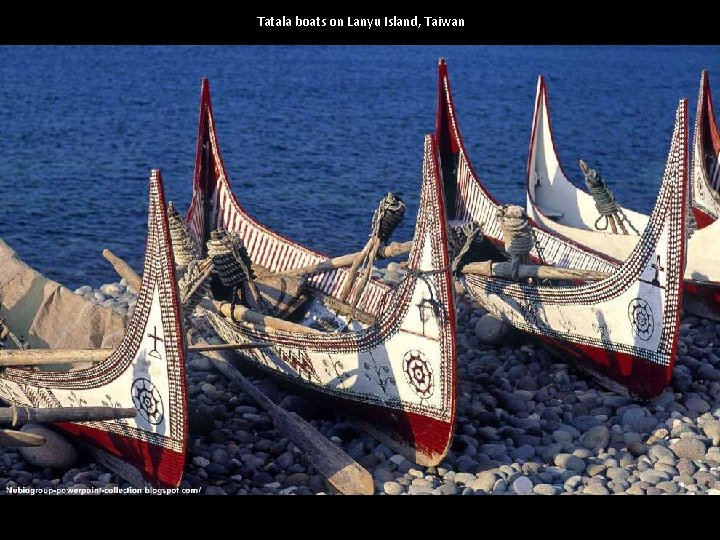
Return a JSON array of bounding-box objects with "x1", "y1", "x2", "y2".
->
[
  {"x1": 0, "y1": 342, "x2": 273, "y2": 367},
  {"x1": 0, "y1": 429, "x2": 45, "y2": 448},
  {"x1": 190, "y1": 328, "x2": 373, "y2": 495},
  {"x1": 104, "y1": 249, "x2": 374, "y2": 495}
]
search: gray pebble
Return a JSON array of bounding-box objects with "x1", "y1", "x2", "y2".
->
[
  {"x1": 638, "y1": 470, "x2": 670, "y2": 484},
  {"x1": 286, "y1": 473, "x2": 309, "y2": 485},
  {"x1": 189, "y1": 356, "x2": 213, "y2": 372},
  {"x1": 510, "y1": 445, "x2": 536, "y2": 461},
  {"x1": 701, "y1": 420, "x2": 720, "y2": 445},
  {"x1": 583, "y1": 483, "x2": 610, "y2": 495},
  {"x1": 193, "y1": 456, "x2": 210, "y2": 468},
  {"x1": 627, "y1": 441, "x2": 648, "y2": 457},
  {"x1": 656, "y1": 481, "x2": 679, "y2": 494},
  {"x1": 408, "y1": 485, "x2": 434, "y2": 495},
  {"x1": 648, "y1": 444, "x2": 675, "y2": 464},
  {"x1": 586, "y1": 463, "x2": 607, "y2": 477},
  {"x1": 512, "y1": 475, "x2": 533, "y2": 495},
  {"x1": 677, "y1": 458, "x2": 696, "y2": 476},
  {"x1": 469, "y1": 471, "x2": 497, "y2": 493},
  {"x1": 670, "y1": 437, "x2": 707, "y2": 461},
  {"x1": 533, "y1": 483, "x2": 558, "y2": 495},
  {"x1": 454, "y1": 472, "x2": 476, "y2": 486},
  {"x1": 554, "y1": 453, "x2": 585, "y2": 472},
  {"x1": 474, "y1": 314, "x2": 512, "y2": 345},
  {"x1": 18, "y1": 425, "x2": 78, "y2": 469},
  {"x1": 580, "y1": 425, "x2": 610, "y2": 451},
  {"x1": 685, "y1": 395, "x2": 711, "y2": 414},
  {"x1": 437, "y1": 482, "x2": 458, "y2": 496}
]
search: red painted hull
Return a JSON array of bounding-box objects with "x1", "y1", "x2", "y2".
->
[
  {"x1": 693, "y1": 206, "x2": 716, "y2": 230},
  {"x1": 58, "y1": 423, "x2": 185, "y2": 489},
  {"x1": 683, "y1": 280, "x2": 720, "y2": 321},
  {"x1": 536, "y1": 334, "x2": 672, "y2": 400}
]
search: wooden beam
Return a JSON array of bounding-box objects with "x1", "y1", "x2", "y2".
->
[
  {"x1": 462, "y1": 261, "x2": 611, "y2": 281},
  {"x1": 278, "y1": 241, "x2": 412, "y2": 278},
  {"x1": 205, "y1": 298, "x2": 323, "y2": 335},
  {"x1": 0, "y1": 342, "x2": 273, "y2": 367},
  {"x1": 0, "y1": 405, "x2": 136, "y2": 427}
]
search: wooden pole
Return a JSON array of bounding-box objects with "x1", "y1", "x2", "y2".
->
[
  {"x1": 188, "y1": 342, "x2": 272, "y2": 353},
  {"x1": 0, "y1": 405, "x2": 137, "y2": 427},
  {"x1": 279, "y1": 241, "x2": 412, "y2": 279},
  {"x1": 103, "y1": 249, "x2": 142, "y2": 291},
  {"x1": 204, "y1": 298, "x2": 322, "y2": 335},
  {"x1": 189, "y1": 330, "x2": 373, "y2": 495},
  {"x1": 0, "y1": 342, "x2": 273, "y2": 367},
  {"x1": 462, "y1": 261, "x2": 611, "y2": 281},
  {"x1": 0, "y1": 348, "x2": 113, "y2": 366},
  {"x1": 339, "y1": 238, "x2": 378, "y2": 302},
  {"x1": 0, "y1": 429, "x2": 45, "y2": 448}
]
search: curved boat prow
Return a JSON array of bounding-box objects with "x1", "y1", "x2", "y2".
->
[
  {"x1": 526, "y1": 75, "x2": 649, "y2": 238},
  {"x1": 691, "y1": 69, "x2": 720, "y2": 225},
  {"x1": 0, "y1": 170, "x2": 188, "y2": 488},
  {"x1": 186, "y1": 77, "x2": 390, "y2": 316}
]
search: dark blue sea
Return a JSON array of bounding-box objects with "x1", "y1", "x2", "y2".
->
[{"x1": 0, "y1": 45, "x2": 718, "y2": 289}]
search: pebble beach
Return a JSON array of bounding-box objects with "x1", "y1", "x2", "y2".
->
[{"x1": 2, "y1": 266, "x2": 720, "y2": 496}]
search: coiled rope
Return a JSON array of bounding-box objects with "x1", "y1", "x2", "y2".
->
[
  {"x1": 496, "y1": 205, "x2": 534, "y2": 281},
  {"x1": 374, "y1": 193, "x2": 406, "y2": 243},
  {"x1": 449, "y1": 221, "x2": 484, "y2": 272},
  {"x1": 579, "y1": 159, "x2": 639, "y2": 235},
  {"x1": 207, "y1": 228, "x2": 267, "y2": 312},
  {"x1": 167, "y1": 202, "x2": 200, "y2": 268}
]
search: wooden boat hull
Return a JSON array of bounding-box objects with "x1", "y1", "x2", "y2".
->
[
  {"x1": 436, "y1": 59, "x2": 687, "y2": 399},
  {"x1": 526, "y1": 72, "x2": 720, "y2": 320},
  {"x1": 0, "y1": 171, "x2": 188, "y2": 488},
  {"x1": 186, "y1": 79, "x2": 456, "y2": 466}
]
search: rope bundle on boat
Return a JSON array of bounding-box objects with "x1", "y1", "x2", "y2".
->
[
  {"x1": 496, "y1": 205, "x2": 534, "y2": 281},
  {"x1": 373, "y1": 193, "x2": 406, "y2": 243},
  {"x1": 207, "y1": 229, "x2": 266, "y2": 312},
  {"x1": 449, "y1": 221, "x2": 484, "y2": 272},
  {"x1": 207, "y1": 229, "x2": 254, "y2": 288},
  {"x1": 167, "y1": 202, "x2": 200, "y2": 268},
  {"x1": 339, "y1": 193, "x2": 406, "y2": 322},
  {"x1": 579, "y1": 159, "x2": 639, "y2": 235}
]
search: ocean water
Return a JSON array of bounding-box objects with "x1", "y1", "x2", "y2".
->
[{"x1": 0, "y1": 45, "x2": 718, "y2": 289}]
